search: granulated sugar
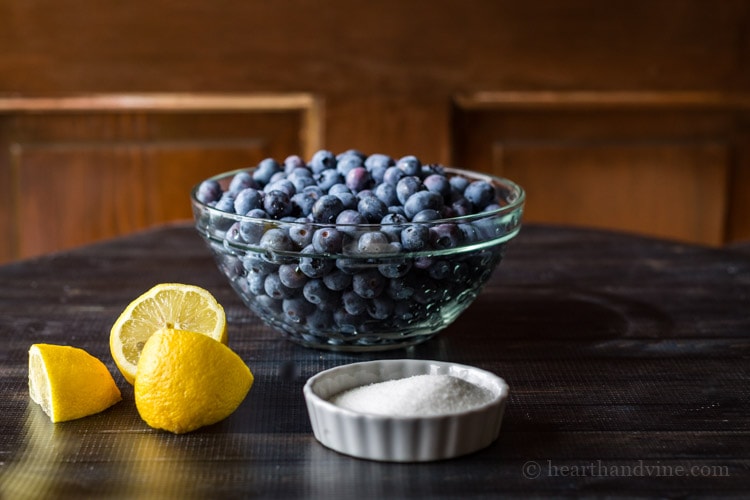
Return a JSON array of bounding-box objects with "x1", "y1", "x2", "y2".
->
[{"x1": 329, "y1": 374, "x2": 494, "y2": 416}]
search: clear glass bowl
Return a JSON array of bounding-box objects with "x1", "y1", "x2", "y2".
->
[{"x1": 191, "y1": 167, "x2": 524, "y2": 351}]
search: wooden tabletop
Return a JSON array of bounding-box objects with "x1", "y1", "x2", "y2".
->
[{"x1": 0, "y1": 222, "x2": 748, "y2": 498}]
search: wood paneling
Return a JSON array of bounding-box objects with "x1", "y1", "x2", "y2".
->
[
  {"x1": 0, "y1": 1, "x2": 749, "y2": 259},
  {"x1": 453, "y1": 92, "x2": 748, "y2": 245},
  {"x1": 494, "y1": 141, "x2": 728, "y2": 245},
  {"x1": 0, "y1": 95, "x2": 321, "y2": 262}
]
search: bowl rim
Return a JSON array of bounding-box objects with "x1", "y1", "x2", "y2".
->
[
  {"x1": 190, "y1": 165, "x2": 525, "y2": 230},
  {"x1": 303, "y1": 358, "x2": 510, "y2": 421}
]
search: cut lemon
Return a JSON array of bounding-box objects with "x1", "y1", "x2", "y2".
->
[
  {"x1": 135, "y1": 328, "x2": 253, "y2": 434},
  {"x1": 109, "y1": 283, "x2": 227, "y2": 384},
  {"x1": 29, "y1": 344, "x2": 122, "y2": 423}
]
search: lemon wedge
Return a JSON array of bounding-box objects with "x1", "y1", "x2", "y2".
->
[{"x1": 29, "y1": 344, "x2": 122, "y2": 422}]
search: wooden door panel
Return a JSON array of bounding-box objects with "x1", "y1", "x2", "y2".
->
[
  {"x1": 1, "y1": 95, "x2": 320, "y2": 262},
  {"x1": 453, "y1": 93, "x2": 744, "y2": 246},
  {"x1": 13, "y1": 140, "x2": 264, "y2": 257},
  {"x1": 493, "y1": 141, "x2": 729, "y2": 245}
]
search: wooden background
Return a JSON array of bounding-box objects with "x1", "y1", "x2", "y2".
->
[{"x1": 1, "y1": 0, "x2": 749, "y2": 263}]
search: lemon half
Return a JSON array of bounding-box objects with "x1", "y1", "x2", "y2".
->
[
  {"x1": 134, "y1": 328, "x2": 253, "y2": 434},
  {"x1": 109, "y1": 283, "x2": 227, "y2": 384}
]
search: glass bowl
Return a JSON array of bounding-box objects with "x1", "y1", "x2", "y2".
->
[{"x1": 191, "y1": 163, "x2": 524, "y2": 351}]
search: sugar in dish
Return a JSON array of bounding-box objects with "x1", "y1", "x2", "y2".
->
[
  {"x1": 304, "y1": 359, "x2": 510, "y2": 462},
  {"x1": 330, "y1": 374, "x2": 494, "y2": 417}
]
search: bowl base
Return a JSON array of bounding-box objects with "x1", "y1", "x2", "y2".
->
[{"x1": 282, "y1": 332, "x2": 437, "y2": 352}]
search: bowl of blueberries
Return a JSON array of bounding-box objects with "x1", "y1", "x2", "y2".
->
[{"x1": 191, "y1": 150, "x2": 524, "y2": 351}]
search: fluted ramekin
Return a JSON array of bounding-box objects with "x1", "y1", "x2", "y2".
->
[{"x1": 303, "y1": 359, "x2": 509, "y2": 462}]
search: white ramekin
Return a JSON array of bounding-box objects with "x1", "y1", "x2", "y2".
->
[{"x1": 303, "y1": 359, "x2": 509, "y2": 462}]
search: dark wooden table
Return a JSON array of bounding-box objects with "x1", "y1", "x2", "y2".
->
[{"x1": 0, "y1": 222, "x2": 748, "y2": 498}]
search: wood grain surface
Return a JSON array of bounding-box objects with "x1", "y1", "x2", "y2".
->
[
  {"x1": 2, "y1": 1, "x2": 750, "y2": 262},
  {"x1": 0, "y1": 223, "x2": 748, "y2": 498}
]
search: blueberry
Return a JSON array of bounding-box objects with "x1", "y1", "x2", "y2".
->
[
  {"x1": 388, "y1": 276, "x2": 417, "y2": 300},
  {"x1": 264, "y1": 273, "x2": 297, "y2": 299},
  {"x1": 327, "y1": 183, "x2": 351, "y2": 196},
  {"x1": 423, "y1": 174, "x2": 451, "y2": 200},
  {"x1": 333, "y1": 307, "x2": 366, "y2": 332},
  {"x1": 196, "y1": 179, "x2": 222, "y2": 204},
  {"x1": 264, "y1": 179, "x2": 296, "y2": 197},
  {"x1": 234, "y1": 188, "x2": 264, "y2": 215},
  {"x1": 312, "y1": 227, "x2": 344, "y2": 253},
  {"x1": 311, "y1": 195, "x2": 345, "y2": 223},
  {"x1": 337, "y1": 149, "x2": 367, "y2": 161},
  {"x1": 215, "y1": 193, "x2": 236, "y2": 213},
  {"x1": 396, "y1": 155, "x2": 422, "y2": 176},
  {"x1": 253, "y1": 158, "x2": 282, "y2": 186},
  {"x1": 259, "y1": 228, "x2": 293, "y2": 253},
  {"x1": 449, "y1": 175, "x2": 470, "y2": 195},
  {"x1": 380, "y1": 212, "x2": 408, "y2": 241},
  {"x1": 345, "y1": 167, "x2": 371, "y2": 192},
  {"x1": 401, "y1": 224, "x2": 431, "y2": 251},
  {"x1": 427, "y1": 260, "x2": 451, "y2": 280},
  {"x1": 240, "y1": 208, "x2": 269, "y2": 243},
  {"x1": 368, "y1": 165, "x2": 387, "y2": 185},
  {"x1": 464, "y1": 180, "x2": 496, "y2": 210},
  {"x1": 356, "y1": 231, "x2": 392, "y2": 254},
  {"x1": 228, "y1": 171, "x2": 257, "y2": 195},
  {"x1": 459, "y1": 223, "x2": 481, "y2": 243},
  {"x1": 374, "y1": 182, "x2": 399, "y2": 207},
  {"x1": 289, "y1": 173, "x2": 315, "y2": 193},
  {"x1": 315, "y1": 168, "x2": 342, "y2": 191},
  {"x1": 357, "y1": 195, "x2": 387, "y2": 223},
  {"x1": 336, "y1": 154, "x2": 364, "y2": 177},
  {"x1": 367, "y1": 296, "x2": 394, "y2": 320},
  {"x1": 387, "y1": 205, "x2": 406, "y2": 217},
  {"x1": 336, "y1": 209, "x2": 367, "y2": 236},
  {"x1": 342, "y1": 290, "x2": 368, "y2": 315},
  {"x1": 268, "y1": 171, "x2": 287, "y2": 185},
  {"x1": 429, "y1": 223, "x2": 464, "y2": 249},
  {"x1": 303, "y1": 185, "x2": 324, "y2": 197},
  {"x1": 451, "y1": 197, "x2": 473, "y2": 217},
  {"x1": 302, "y1": 279, "x2": 338, "y2": 310},
  {"x1": 278, "y1": 263, "x2": 308, "y2": 288},
  {"x1": 246, "y1": 270, "x2": 267, "y2": 295},
  {"x1": 396, "y1": 176, "x2": 423, "y2": 205},
  {"x1": 323, "y1": 269, "x2": 352, "y2": 291},
  {"x1": 352, "y1": 270, "x2": 386, "y2": 299},
  {"x1": 383, "y1": 166, "x2": 405, "y2": 186},
  {"x1": 378, "y1": 258, "x2": 412, "y2": 278},
  {"x1": 225, "y1": 222, "x2": 243, "y2": 245},
  {"x1": 283, "y1": 154, "x2": 306, "y2": 173},
  {"x1": 412, "y1": 209, "x2": 442, "y2": 222},
  {"x1": 333, "y1": 192, "x2": 358, "y2": 211},
  {"x1": 242, "y1": 252, "x2": 277, "y2": 275},
  {"x1": 255, "y1": 294, "x2": 282, "y2": 314},
  {"x1": 421, "y1": 164, "x2": 445, "y2": 178},
  {"x1": 365, "y1": 153, "x2": 395, "y2": 171},
  {"x1": 404, "y1": 190, "x2": 443, "y2": 219},
  {"x1": 290, "y1": 191, "x2": 318, "y2": 217},
  {"x1": 306, "y1": 309, "x2": 334, "y2": 332},
  {"x1": 283, "y1": 297, "x2": 314, "y2": 324},
  {"x1": 310, "y1": 149, "x2": 336, "y2": 174},
  {"x1": 298, "y1": 244, "x2": 335, "y2": 278},
  {"x1": 288, "y1": 222, "x2": 314, "y2": 248},
  {"x1": 263, "y1": 190, "x2": 293, "y2": 219}
]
